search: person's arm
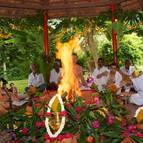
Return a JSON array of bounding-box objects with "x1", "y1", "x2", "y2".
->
[
  {"x1": 96, "y1": 71, "x2": 108, "y2": 79},
  {"x1": 115, "y1": 72, "x2": 122, "y2": 87},
  {"x1": 28, "y1": 74, "x2": 33, "y2": 86},
  {"x1": 37, "y1": 74, "x2": 45, "y2": 85}
]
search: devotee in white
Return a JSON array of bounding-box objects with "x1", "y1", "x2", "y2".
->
[
  {"x1": 106, "y1": 63, "x2": 122, "y2": 94},
  {"x1": 50, "y1": 62, "x2": 61, "y2": 84},
  {"x1": 28, "y1": 73, "x2": 45, "y2": 87},
  {"x1": 120, "y1": 59, "x2": 134, "y2": 77},
  {"x1": 27, "y1": 63, "x2": 46, "y2": 92},
  {"x1": 92, "y1": 58, "x2": 109, "y2": 91},
  {"x1": 130, "y1": 73, "x2": 143, "y2": 106}
]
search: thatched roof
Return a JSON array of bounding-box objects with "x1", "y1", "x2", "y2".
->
[{"x1": 0, "y1": 0, "x2": 143, "y2": 18}]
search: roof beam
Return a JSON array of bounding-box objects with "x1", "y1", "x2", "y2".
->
[{"x1": 0, "y1": 1, "x2": 113, "y2": 10}]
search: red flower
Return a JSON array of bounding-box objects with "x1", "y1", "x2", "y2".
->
[
  {"x1": 64, "y1": 133, "x2": 73, "y2": 138},
  {"x1": 35, "y1": 121, "x2": 45, "y2": 128},
  {"x1": 65, "y1": 103, "x2": 72, "y2": 108},
  {"x1": 44, "y1": 133, "x2": 50, "y2": 140},
  {"x1": 38, "y1": 112, "x2": 44, "y2": 118},
  {"x1": 76, "y1": 106, "x2": 81, "y2": 112},
  {"x1": 60, "y1": 111, "x2": 67, "y2": 116},
  {"x1": 92, "y1": 120, "x2": 100, "y2": 129},
  {"x1": 57, "y1": 134, "x2": 64, "y2": 141},
  {"x1": 107, "y1": 115, "x2": 115, "y2": 125},
  {"x1": 45, "y1": 112, "x2": 52, "y2": 117},
  {"x1": 135, "y1": 132, "x2": 143, "y2": 138},
  {"x1": 20, "y1": 128, "x2": 29, "y2": 135},
  {"x1": 35, "y1": 103, "x2": 41, "y2": 108},
  {"x1": 121, "y1": 130, "x2": 130, "y2": 137},
  {"x1": 128, "y1": 125, "x2": 136, "y2": 132}
]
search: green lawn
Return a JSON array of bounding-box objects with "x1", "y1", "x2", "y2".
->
[{"x1": 8, "y1": 79, "x2": 28, "y2": 93}]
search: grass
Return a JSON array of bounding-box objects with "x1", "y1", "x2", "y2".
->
[{"x1": 8, "y1": 79, "x2": 28, "y2": 93}]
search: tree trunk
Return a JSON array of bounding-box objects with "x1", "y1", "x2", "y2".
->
[
  {"x1": 3, "y1": 62, "x2": 7, "y2": 79},
  {"x1": 88, "y1": 28, "x2": 98, "y2": 67}
]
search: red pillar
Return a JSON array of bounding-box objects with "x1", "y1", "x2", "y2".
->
[
  {"x1": 111, "y1": 4, "x2": 118, "y2": 66},
  {"x1": 44, "y1": 11, "x2": 48, "y2": 56}
]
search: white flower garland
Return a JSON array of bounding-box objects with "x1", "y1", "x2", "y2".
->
[{"x1": 45, "y1": 94, "x2": 66, "y2": 138}]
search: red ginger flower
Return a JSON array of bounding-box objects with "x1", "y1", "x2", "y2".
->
[
  {"x1": 107, "y1": 115, "x2": 115, "y2": 125},
  {"x1": 60, "y1": 111, "x2": 67, "y2": 116},
  {"x1": 20, "y1": 128, "x2": 29, "y2": 135},
  {"x1": 76, "y1": 106, "x2": 81, "y2": 112},
  {"x1": 45, "y1": 112, "x2": 52, "y2": 117},
  {"x1": 92, "y1": 120, "x2": 100, "y2": 129},
  {"x1": 35, "y1": 121, "x2": 45, "y2": 128},
  {"x1": 135, "y1": 132, "x2": 143, "y2": 138}
]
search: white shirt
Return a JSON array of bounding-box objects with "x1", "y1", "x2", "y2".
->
[
  {"x1": 28, "y1": 73, "x2": 45, "y2": 87},
  {"x1": 50, "y1": 69, "x2": 61, "y2": 84},
  {"x1": 92, "y1": 66, "x2": 109, "y2": 91},
  {"x1": 120, "y1": 66, "x2": 134, "y2": 76},
  {"x1": 108, "y1": 71, "x2": 122, "y2": 87},
  {"x1": 130, "y1": 74, "x2": 143, "y2": 105}
]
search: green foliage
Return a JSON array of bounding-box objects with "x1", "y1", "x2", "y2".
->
[{"x1": 100, "y1": 33, "x2": 143, "y2": 66}]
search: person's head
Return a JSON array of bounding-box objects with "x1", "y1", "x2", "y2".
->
[
  {"x1": 10, "y1": 83, "x2": 15, "y2": 88},
  {"x1": 54, "y1": 62, "x2": 60, "y2": 72},
  {"x1": 30, "y1": 63, "x2": 38, "y2": 74},
  {"x1": 109, "y1": 63, "x2": 117, "y2": 74},
  {"x1": 125, "y1": 59, "x2": 131, "y2": 70},
  {"x1": 2, "y1": 82, "x2": 7, "y2": 88},
  {"x1": 97, "y1": 58, "x2": 104, "y2": 68},
  {"x1": 72, "y1": 54, "x2": 78, "y2": 64}
]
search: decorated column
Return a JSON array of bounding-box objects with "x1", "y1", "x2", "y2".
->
[
  {"x1": 111, "y1": 3, "x2": 118, "y2": 65},
  {"x1": 44, "y1": 11, "x2": 49, "y2": 56}
]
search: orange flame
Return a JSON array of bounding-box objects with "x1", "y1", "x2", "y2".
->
[{"x1": 56, "y1": 37, "x2": 81, "y2": 100}]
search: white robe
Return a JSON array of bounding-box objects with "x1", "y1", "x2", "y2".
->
[
  {"x1": 130, "y1": 74, "x2": 143, "y2": 105},
  {"x1": 50, "y1": 68, "x2": 61, "y2": 84},
  {"x1": 107, "y1": 71, "x2": 122, "y2": 95},
  {"x1": 120, "y1": 66, "x2": 134, "y2": 76},
  {"x1": 92, "y1": 66, "x2": 109, "y2": 91}
]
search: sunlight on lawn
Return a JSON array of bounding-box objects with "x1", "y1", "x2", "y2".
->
[{"x1": 8, "y1": 80, "x2": 28, "y2": 93}]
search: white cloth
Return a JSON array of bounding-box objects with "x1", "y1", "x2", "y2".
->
[
  {"x1": 112, "y1": 71, "x2": 122, "y2": 87},
  {"x1": 92, "y1": 66, "x2": 109, "y2": 91},
  {"x1": 50, "y1": 69, "x2": 61, "y2": 84},
  {"x1": 130, "y1": 74, "x2": 143, "y2": 105},
  {"x1": 120, "y1": 66, "x2": 134, "y2": 76},
  {"x1": 107, "y1": 71, "x2": 122, "y2": 95},
  {"x1": 28, "y1": 73, "x2": 45, "y2": 87}
]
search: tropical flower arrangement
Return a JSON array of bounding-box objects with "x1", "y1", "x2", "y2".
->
[{"x1": 0, "y1": 90, "x2": 143, "y2": 143}]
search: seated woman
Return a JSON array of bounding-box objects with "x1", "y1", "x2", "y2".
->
[
  {"x1": 106, "y1": 63, "x2": 122, "y2": 94},
  {"x1": 9, "y1": 83, "x2": 26, "y2": 100},
  {"x1": 0, "y1": 78, "x2": 9, "y2": 115}
]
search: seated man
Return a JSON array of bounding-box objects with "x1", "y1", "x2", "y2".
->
[
  {"x1": 106, "y1": 63, "x2": 122, "y2": 94},
  {"x1": 129, "y1": 73, "x2": 143, "y2": 106},
  {"x1": 120, "y1": 59, "x2": 134, "y2": 77},
  {"x1": 49, "y1": 62, "x2": 62, "y2": 90},
  {"x1": 27, "y1": 63, "x2": 46, "y2": 93},
  {"x1": 92, "y1": 58, "x2": 109, "y2": 91}
]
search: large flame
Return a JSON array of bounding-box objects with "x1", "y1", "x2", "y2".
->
[{"x1": 56, "y1": 37, "x2": 81, "y2": 100}]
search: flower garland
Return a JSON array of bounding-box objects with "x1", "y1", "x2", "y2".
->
[{"x1": 45, "y1": 94, "x2": 66, "y2": 138}]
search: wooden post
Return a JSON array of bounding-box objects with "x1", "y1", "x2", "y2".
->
[
  {"x1": 111, "y1": 3, "x2": 118, "y2": 66},
  {"x1": 44, "y1": 11, "x2": 48, "y2": 56}
]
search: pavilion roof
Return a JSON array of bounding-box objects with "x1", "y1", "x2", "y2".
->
[{"x1": 0, "y1": 0, "x2": 143, "y2": 18}]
